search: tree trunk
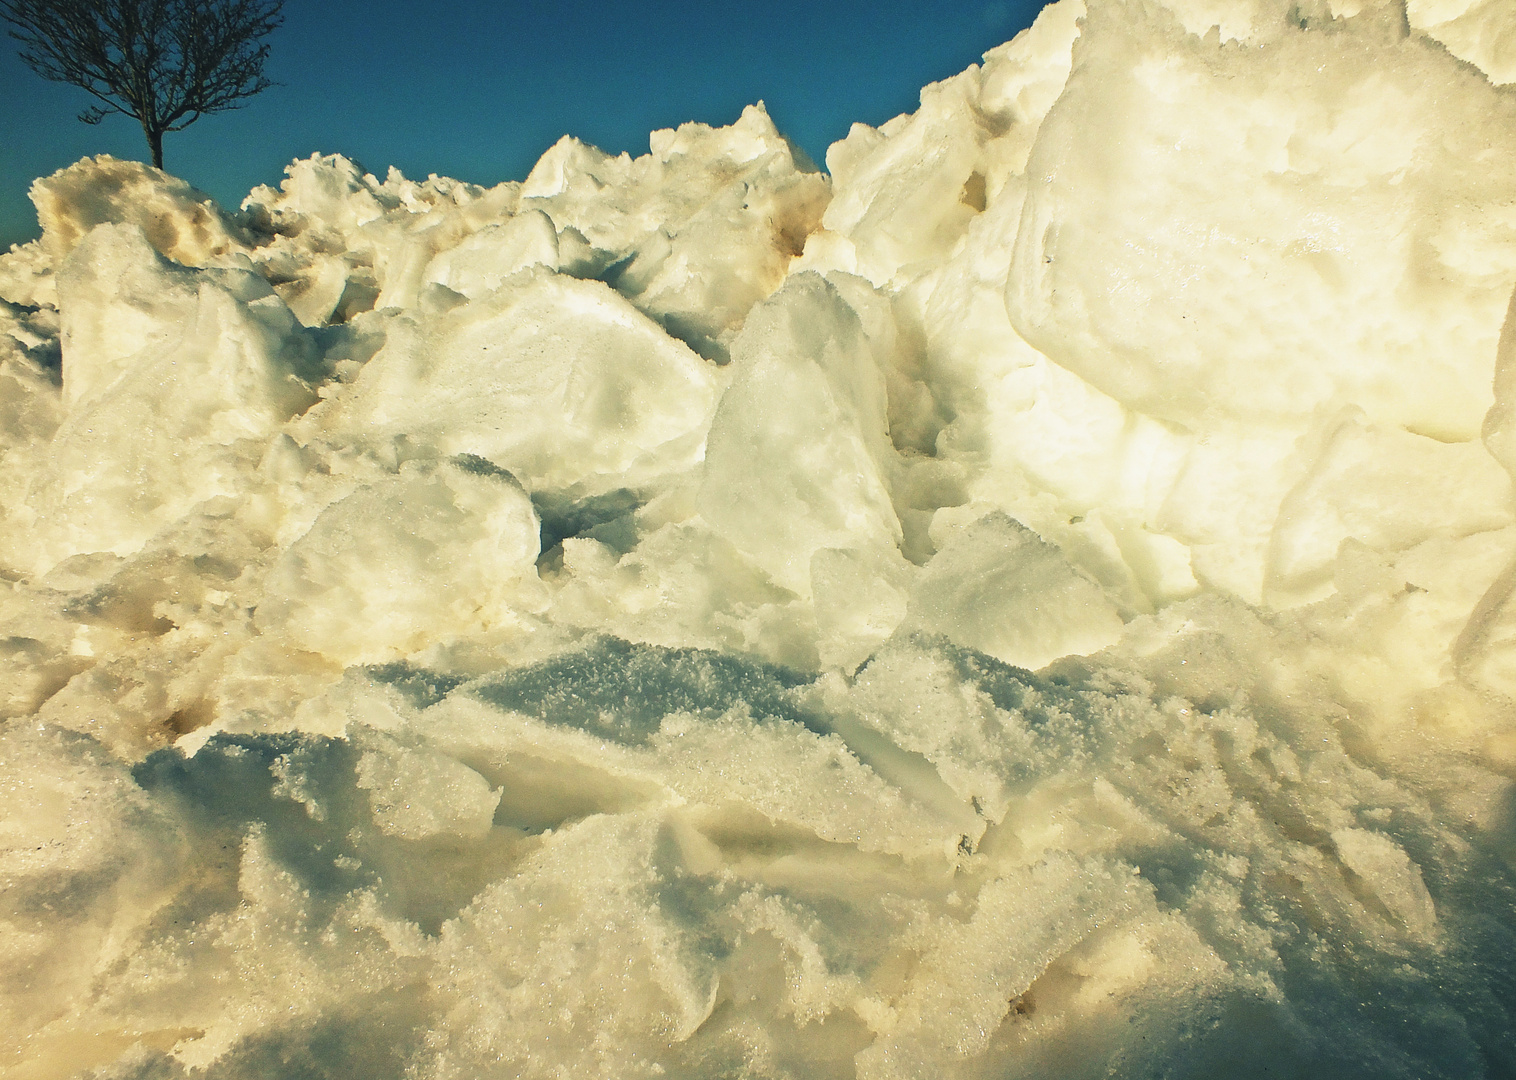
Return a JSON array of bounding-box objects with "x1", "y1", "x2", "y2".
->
[{"x1": 145, "y1": 125, "x2": 164, "y2": 171}]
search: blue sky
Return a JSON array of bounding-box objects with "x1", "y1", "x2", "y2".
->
[{"x1": 0, "y1": 0, "x2": 1049, "y2": 251}]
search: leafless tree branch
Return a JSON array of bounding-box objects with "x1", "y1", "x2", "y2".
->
[{"x1": 1, "y1": 0, "x2": 284, "y2": 169}]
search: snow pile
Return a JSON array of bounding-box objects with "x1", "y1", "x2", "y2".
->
[{"x1": 3, "y1": 1, "x2": 1516, "y2": 1076}]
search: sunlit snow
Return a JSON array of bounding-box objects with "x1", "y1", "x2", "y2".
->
[{"x1": 4, "y1": 0, "x2": 1516, "y2": 1077}]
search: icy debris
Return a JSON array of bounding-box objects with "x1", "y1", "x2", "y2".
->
[
  {"x1": 897, "y1": 511, "x2": 1124, "y2": 670},
  {"x1": 256, "y1": 459, "x2": 544, "y2": 666},
  {"x1": 1410, "y1": 0, "x2": 1516, "y2": 83},
  {"x1": 520, "y1": 103, "x2": 830, "y2": 361},
  {"x1": 0, "y1": 238, "x2": 57, "y2": 308},
  {"x1": 699, "y1": 272, "x2": 903, "y2": 598},
  {"x1": 31, "y1": 154, "x2": 251, "y2": 267},
  {"x1": 231, "y1": 104, "x2": 827, "y2": 360},
  {"x1": 308, "y1": 266, "x2": 723, "y2": 497},
  {"x1": 1331, "y1": 827, "x2": 1438, "y2": 939},
  {"x1": 355, "y1": 730, "x2": 502, "y2": 841},
  {"x1": 2, "y1": 0, "x2": 1516, "y2": 1076},
  {"x1": 422, "y1": 208, "x2": 561, "y2": 298},
  {"x1": 2, "y1": 223, "x2": 322, "y2": 577}
]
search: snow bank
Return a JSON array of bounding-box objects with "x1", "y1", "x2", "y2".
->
[{"x1": 2, "y1": 1, "x2": 1516, "y2": 1076}]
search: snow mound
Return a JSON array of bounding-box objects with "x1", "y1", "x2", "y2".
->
[{"x1": 2, "y1": 1, "x2": 1516, "y2": 1076}]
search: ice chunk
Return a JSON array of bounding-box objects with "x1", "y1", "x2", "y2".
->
[
  {"x1": 522, "y1": 104, "x2": 830, "y2": 360},
  {"x1": 244, "y1": 153, "x2": 394, "y2": 238},
  {"x1": 420, "y1": 636, "x2": 968, "y2": 856},
  {"x1": 52, "y1": 223, "x2": 202, "y2": 410},
  {"x1": 810, "y1": 0, "x2": 1084, "y2": 288},
  {"x1": 0, "y1": 725, "x2": 184, "y2": 1055},
  {"x1": 1268, "y1": 409, "x2": 1513, "y2": 605},
  {"x1": 1410, "y1": 0, "x2": 1516, "y2": 84},
  {"x1": 0, "y1": 239, "x2": 57, "y2": 308},
  {"x1": 31, "y1": 155, "x2": 248, "y2": 267},
  {"x1": 270, "y1": 252, "x2": 362, "y2": 328},
  {"x1": 0, "y1": 300, "x2": 62, "y2": 475},
  {"x1": 421, "y1": 208, "x2": 559, "y2": 297},
  {"x1": 1331, "y1": 827, "x2": 1438, "y2": 939},
  {"x1": 257, "y1": 459, "x2": 543, "y2": 665},
  {"x1": 699, "y1": 272, "x2": 903, "y2": 597},
  {"x1": 5, "y1": 225, "x2": 320, "y2": 575},
  {"x1": 1008, "y1": 0, "x2": 1516, "y2": 439},
  {"x1": 854, "y1": 854, "x2": 1153, "y2": 1079},
  {"x1": 314, "y1": 267, "x2": 722, "y2": 494},
  {"x1": 430, "y1": 814, "x2": 719, "y2": 1078},
  {"x1": 355, "y1": 733, "x2": 501, "y2": 840},
  {"x1": 902, "y1": 512, "x2": 1124, "y2": 670},
  {"x1": 810, "y1": 544, "x2": 915, "y2": 672},
  {"x1": 547, "y1": 520, "x2": 821, "y2": 670},
  {"x1": 240, "y1": 154, "x2": 520, "y2": 324}
]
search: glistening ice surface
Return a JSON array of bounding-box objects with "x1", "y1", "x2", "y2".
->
[{"x1": 5, "y1": 0, "x2": 1516, "y2": 1076}]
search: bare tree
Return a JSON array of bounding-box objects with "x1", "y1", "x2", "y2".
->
[{"x1": 1, "y1": 0, "x2": 284, "y2": 170}]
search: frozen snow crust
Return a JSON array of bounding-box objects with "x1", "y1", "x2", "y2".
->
[{"x1": 5, "y1": 1, "x2": 1516, "y2": 1076}]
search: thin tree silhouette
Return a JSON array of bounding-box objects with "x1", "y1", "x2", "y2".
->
[{"x1": 1, "y1": 0, "x2": 284, "y2": 170}]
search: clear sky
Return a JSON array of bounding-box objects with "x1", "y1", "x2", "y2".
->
[{"x1": 0, "y1": 0, "x2": 1050, "y2": 251}]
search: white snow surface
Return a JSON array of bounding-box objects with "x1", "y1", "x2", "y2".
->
[{"x1": 3, "y1": 2, "x2": 1516, "y2": 1077}]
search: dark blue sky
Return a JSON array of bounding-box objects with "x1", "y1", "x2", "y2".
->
[{"x1": 1, "y1": 1, "x2": 1049, "y2": 251}]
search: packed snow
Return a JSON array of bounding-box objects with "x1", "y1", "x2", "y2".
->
[{"x1": 4, "y1": 0, "x2": 1516, "y2": 1076}]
